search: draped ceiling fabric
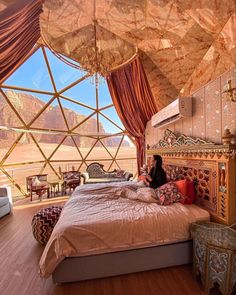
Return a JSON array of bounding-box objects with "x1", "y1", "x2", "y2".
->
[
  {"x1": 39, "y1": 0, "x2": 236, "y2": 110},
  {"x1": 0, "y1": 0, "x2": 43, "y2": 82},
  {"x1": 107, "y1": 57, "x2": 157, "y2": 174},
  {"x1": 0, "y1": 0, "x2": 235, "y2": 108},
  {"x1": 40, "y1": 0, "x2": 137, "y2": 75}
]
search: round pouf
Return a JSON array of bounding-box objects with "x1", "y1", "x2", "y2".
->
[{"x1": 32, "y1": 205, "x2": 63, "y2": 245}]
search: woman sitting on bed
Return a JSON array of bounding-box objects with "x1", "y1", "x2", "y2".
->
[{"x1": 143, "y1": 155, "x2": 167, "y2": 189}]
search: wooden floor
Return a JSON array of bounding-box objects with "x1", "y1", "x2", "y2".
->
[{"x1": 0, "y1": 196, "x2": 206, "y2": 295}]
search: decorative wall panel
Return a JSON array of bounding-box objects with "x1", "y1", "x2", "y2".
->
[{"x1": 146, "y1": 67, "x2": 236, "y2": 146}]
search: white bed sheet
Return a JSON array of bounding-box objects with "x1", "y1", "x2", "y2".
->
[{"x1": 39, "y1": 182, "x2": 210, "y2": 277}]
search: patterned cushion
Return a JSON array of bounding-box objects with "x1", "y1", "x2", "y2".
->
[
  {"x1": 104, "y1": 172, "x2": 117, "y2": 178},
  {"x1": 66, "y1": 179, "x2": 80, "y2": 185},
  {"x1": 154, "y1": 182, "x2": 185, "y2": 206},
  {"x1": 65, "y1": 172, "x2": 80, "y2": 180},
  {"x1": 116, "y1": 170, "x2": 125, "y2": 178},
  {"x1": 163, "y1": 164, "x2": 211, "y2": 204},
  {"x1": 31, "y1": 205, "x2": 63, "y2": 245}
]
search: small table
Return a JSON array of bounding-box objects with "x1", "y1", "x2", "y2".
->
[
  {"x1": 191, "y1": 221, "x2": 236, "y2": 295},
  {"x1": 49, "y1": 181, "x2": 60, "y2": 197}
]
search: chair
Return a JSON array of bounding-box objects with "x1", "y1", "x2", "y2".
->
[
  {"x1": 61, "y1": 171, "x2": 81, "y2": 194},
  {"x1": 0, "y1": 186, "x2": 12, "y2": 218},
  {"x1": 26, "y1": 174, "x2": 50, "y2": 201}
]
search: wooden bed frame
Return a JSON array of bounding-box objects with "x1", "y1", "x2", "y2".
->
[
  {"x1": 147, "y1": 129, "x2": 236, "y2": 226},
  {"x1": 52, "y1": 130, "x2": 236, "y2": 283}
]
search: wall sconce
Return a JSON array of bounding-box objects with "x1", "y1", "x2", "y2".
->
[{"x1": 222, "y1": 79, "x2": 236, "y2": 102}]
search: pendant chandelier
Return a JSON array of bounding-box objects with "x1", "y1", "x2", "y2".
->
[{"x1": 40, "y1": 0, "x2": 137, "y2": 76}]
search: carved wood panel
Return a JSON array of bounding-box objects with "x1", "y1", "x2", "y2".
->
[{"x1": 146, "y1": 129, "x2": 236, "y2": 225}]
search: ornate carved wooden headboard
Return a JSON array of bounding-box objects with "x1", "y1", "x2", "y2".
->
[{"x1": 146, "y1": 129, "x2": 236, "y2": 225}]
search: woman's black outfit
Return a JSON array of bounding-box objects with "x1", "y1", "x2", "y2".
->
[{"x1": 148, "y1": 166, "x2": 167, "y2": 189}]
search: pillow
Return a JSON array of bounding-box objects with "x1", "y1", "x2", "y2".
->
[
  {"x1": 116, "y1": 170, "x2": 125, "y2": 178},
  {"x1": 66, "y1": 172, "x2": 80, "y2": 180},
  {"x1": 124, "y1": 187, "x2": 157, "y2": 203},
  {"x1": 174, "y1": 179, "x2": 187, "y2": 196},
  {"x1": 66, "y1": 172, "x2": 74, "y2": 180},
  {"x1": 154, "y1": 182, "x2": 185, "y2": 206},
  {"x1": 138, "y1": 175, "x2": 147, "y2": 181},
  {"x1": 137, "y1": 187, "x2": 157, "y2": 202},
  {"x1": 72, "y1": 172, "x2": 80, "y2": 179},
  {"x1": 32, "y1": 176, "x2": 41, "y2": 187},
  {"x1": 185, "y1": 181, "x2": 196, "y2": 204}
]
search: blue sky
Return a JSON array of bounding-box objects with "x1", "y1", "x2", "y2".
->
[{"x1": 4, "y1": 47, "x2": 124, "y2": 134}]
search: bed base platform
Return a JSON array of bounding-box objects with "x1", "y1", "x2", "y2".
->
[{"x1": 52, "y1": 240, "x2": 192, "y2": 283}]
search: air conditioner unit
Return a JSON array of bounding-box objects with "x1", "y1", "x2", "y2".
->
[{"x1": 151, "y1": 97, "x2": 192, "y2": 129}]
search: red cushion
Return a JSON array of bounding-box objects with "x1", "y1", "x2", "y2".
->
[
  {"x1": 185, "y1": 181, "x2": 196, "y2": 204},
  {"x1": 174, "y1": 179, "x2": 187, "y2": 196},
  {"x1": 138, "y1": 175, "x2": 146, "y2": 181}
]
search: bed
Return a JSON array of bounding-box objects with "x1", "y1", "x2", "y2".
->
[
  {"x1": 39, "y1": 130, "x2": 236, "y2": 283},
  {"x1": 40, "y1": 181, "x2": 209, "y2": 283}
]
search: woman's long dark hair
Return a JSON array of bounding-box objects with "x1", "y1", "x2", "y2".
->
[{"x1": 152, "y1": 155, "x2": 163, "y2": 175}]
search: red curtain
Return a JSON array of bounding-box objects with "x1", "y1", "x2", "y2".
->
[
  {"x1": 106, "y1": 57, "x2": 157, "y2": 174},
  {"x1": 0, "y1": 0, "x2": 43, "y2": 82}
]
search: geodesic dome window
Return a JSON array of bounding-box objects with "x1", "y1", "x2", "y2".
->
[{"x1": 0, "y1": 45, "x2": 137, "y2": 199}]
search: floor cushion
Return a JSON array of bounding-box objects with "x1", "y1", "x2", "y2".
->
[{"x1": 32, "y1": 205, "x2": 63, "y2": 245}]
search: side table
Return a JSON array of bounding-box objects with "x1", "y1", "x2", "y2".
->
[
  {"x1": 190, "y1": 221, "x2": 236, "y2": 295},
  {"x1": 49, "y1": 181, "x2": 60, "y2": 197}
]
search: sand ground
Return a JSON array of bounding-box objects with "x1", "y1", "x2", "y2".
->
[{"x1": 0, "y1": 143, "x2": 137, "y2": 199}]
